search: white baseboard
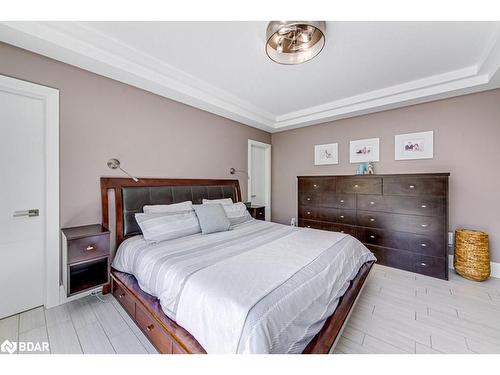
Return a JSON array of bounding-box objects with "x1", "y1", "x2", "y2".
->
[{"x1": 448, "y1": 255, "x2": 500, "y2": 279}]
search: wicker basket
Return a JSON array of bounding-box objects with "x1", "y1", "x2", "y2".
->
[{"x1": 454, "y1": 229, "x2": 490, "y2": 281}]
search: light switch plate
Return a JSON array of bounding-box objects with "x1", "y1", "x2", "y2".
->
[{"x1": 448, "y1": 231, "x2": 454, "y2": 246}]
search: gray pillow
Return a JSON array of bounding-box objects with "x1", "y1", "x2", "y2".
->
[{"x1": 193, "y1": 204, "x2": 231, "y2": 234}]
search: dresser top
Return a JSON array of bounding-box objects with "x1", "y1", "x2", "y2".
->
[
  {"x1": 297, "y1": 173, "x2": 450, "y2": 178},
  {"x1": 61, "y1": 224, "x2": 109, "y2": 240}
]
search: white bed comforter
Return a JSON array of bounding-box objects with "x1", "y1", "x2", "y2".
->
[{"x1": 112, "y1": 220, "x2": 375, "y2": 354}]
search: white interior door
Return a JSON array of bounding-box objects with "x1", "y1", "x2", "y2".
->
[
  {"x1": 0, "y1": 77, "x2": 57, "y2": 318},
  {"x1": 248, "y1": 140, "x2": 271, "y2": 220}
]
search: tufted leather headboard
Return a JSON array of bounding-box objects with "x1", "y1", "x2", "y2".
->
[{"x1": 101, "y1": 177, "x2": 242, "y2": 246}]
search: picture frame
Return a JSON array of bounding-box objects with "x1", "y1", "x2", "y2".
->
[
  {"x1": 314, "y1": 143, "x2": 338, "y2": 165},
  {"x1": 349, "y1": 138, "x2": 380, "y2": 163},
  {"x1": 395, "y1": 131, "x2": 434, "y2": 160}
]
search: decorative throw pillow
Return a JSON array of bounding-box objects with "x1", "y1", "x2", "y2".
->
[
  {"x1": 193, "y1": 204, "x2": 231, "y2": 234},
  {"x1": 202, "y1": 198, "x2": 234, "y2": 206},
  {"x1": 221, "y1": 202, "x2": 254, "y2": 226},
  {"x1": 135, "y1": 211, "x2": 201, "y2": 242},
  {"x1": 143, "y1": 201, "x2": 193, "y2": 214}
]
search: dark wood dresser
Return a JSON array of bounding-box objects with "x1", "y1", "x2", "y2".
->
[{"x1": 297, "y1": 174, "x2": 449, "y2": 279}]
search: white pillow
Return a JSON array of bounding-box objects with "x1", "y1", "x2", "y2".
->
[
  {"x1": 202, "y1": 198, "x2": 234, "y2": 206},
  {"x1": 220, "y1": 202, "x2": 253, "y2": 226},
  {"x1": 143, "y1": 201, "x2": 193, "y2": 214},
  {"x1": 135, "y1": 211, "x2": 201, "y2": 242}
]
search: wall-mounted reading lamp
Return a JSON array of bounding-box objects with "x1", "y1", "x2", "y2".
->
[
  {"x1": 229, "y1": 167, "x2": 250, "y2": 179},
  {"x1": 107, "y1": 158, "x2": 139, "y2": 182}
]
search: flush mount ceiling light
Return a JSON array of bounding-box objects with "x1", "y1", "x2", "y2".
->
[{"x1": 266, "y1": 21, "x2": 326, "y2": 65}]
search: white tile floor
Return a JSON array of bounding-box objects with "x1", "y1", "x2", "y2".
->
[
  {"x1": 334, "y1": 265, "x2": 500, "y2": 354},
  {"x1": 1, "y1": 264, "x2": 499, "y2": 354}
]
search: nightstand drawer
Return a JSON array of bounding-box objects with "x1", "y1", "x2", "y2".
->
[{"x1": 68, "y1": 234, "x2": 110, "y2": 264}]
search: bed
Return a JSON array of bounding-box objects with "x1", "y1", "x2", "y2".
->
[{"x1": 101, "y1": 177, "x2": 375, "y2": 354}]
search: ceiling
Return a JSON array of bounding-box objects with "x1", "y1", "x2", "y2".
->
[{"x1": 1, "y1": 21, "x2": 500, "y2": 132}]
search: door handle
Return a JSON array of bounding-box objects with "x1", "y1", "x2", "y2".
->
[
  {"x1": 251, "y1": 194, "x2": 257, "y2": 198},
  {"x1": 13, "y1": 209, "x2": 39, "y2": 217}
]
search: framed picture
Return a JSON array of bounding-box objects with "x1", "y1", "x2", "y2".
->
[
  {"x1": 349, "y1": 138, "x2": 380, "y2": 163},
  {"x1": 395, "y1": 131, "x2": 434, "y2": 160},
  {"x1": 314, "y1": 143, "x2": 338, "y2": 165}
]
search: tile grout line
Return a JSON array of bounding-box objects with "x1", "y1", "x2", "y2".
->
[
  {"x1": 108, "y1": 295, "x2": 151, "y2": 353},
  {"x1": 86, "y1": 297, "x2": 118, "y2": 354},
  {"x1": 42, "y1": 308, "x2": 51, "y2": 354},
  {"x1": 65, "y1": 304, "x2": 85, "y2": 354}
]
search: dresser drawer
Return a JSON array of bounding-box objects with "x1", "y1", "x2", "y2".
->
[
  {"x1": 113, "y1": 282, "x2": 136, "y2": 319},
  {"x1": 299, "y1": 192, "x2": 320, "y2": 205},
  {"x1": 316, "y1": 207, "x2": 356, "y2": 225},
  {"x1": 299, "y1": 206, "x2": 317, "y2": 220},
  {"x1": 337, "y1": 177, "x2": 382, "y2": 195},
  {"x1": 365, "y1": 245, "x2": 415, "y2": 273},
  {"x1": 358, "y1": 227, "x2": 444, "y2": 257},
  {"x1": 298, "y1": 177, "x2": 336, "y2": 192},
  {"x1": 299, "y1": 219, "x2": 331, "y2": 230},
  {"x1": 357, "y1": 195, "x2": 446, "y2": 217},
  {"x1": 409, "y1": 235, "x2": 446, "y2": 257},
  {"x1": 414, "y1": 255, "x2": 447, "y2": 279},
  {"x1": 357, "y1": 227, "x2": 410, "y2": 250},
  {"x1": 319, "y1": 193, "x2": 356, "y2": 209},
  {"x1": 68, "y1": 234, "x2": 110, "y2": 264},
  {"x1": 383, "y1": 176, "x2": 447, "y2": 197},
  {"x1": 332, "y1": 223, "x2": 357, "y2": 236},
  {"x1": 136, "y1": 304, "x2": 173, "y2": 354},
  {"x1": 357, "y1": 211, "x2": 443, "y2": 236}
]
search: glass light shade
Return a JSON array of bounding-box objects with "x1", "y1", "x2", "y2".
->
[{"x1": 266, "y1": 21, "x2": 326, "y2": 65}]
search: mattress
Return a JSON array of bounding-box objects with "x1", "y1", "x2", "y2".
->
[{"x1": 112, "y1": 219, "x2": 376, "y2": 354}]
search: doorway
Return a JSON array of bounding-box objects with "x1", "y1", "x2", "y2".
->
[
  {"x1": 0, "y1": 74, "x2": 60, "y2": 318},
  {"x1": 247, "y1": 139, "x2": 271, "y2": 221}
]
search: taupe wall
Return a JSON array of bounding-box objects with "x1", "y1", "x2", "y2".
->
[
  {"x1": 272, "y1": 89, "x2": 500, "y2": 262},
  {"x1": 0, "y1": 42, "x2": 271, "y2": 228}
]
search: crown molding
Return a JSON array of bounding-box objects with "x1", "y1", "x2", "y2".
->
[{"x1": 1, "y1": 21, "x2": 500, "y2": 133}]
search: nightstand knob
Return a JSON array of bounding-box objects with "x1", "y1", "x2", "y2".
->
[
  {"x1": 340, "y1": 199, "x2": 344, "y2": 203},
  {"x1": 147, "y1": 324, "x2": 154, "y2": 332},
  {"x1": 119, "y1": 293, "x2": 125, "y2": 299},
  {"x1": 86, "y1": 245, "x2": 95, "y2": 251},
  {"x1": 340, "y1": 215, "x2": 345, "y2": 219},
  {"x1": 369, "y1": 218, "x2": 375, "y2": 222},
  {"x1": 370, "y1": 235, "x2": 375, "y2": 239}
]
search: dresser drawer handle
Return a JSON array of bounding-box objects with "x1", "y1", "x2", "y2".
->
[
  {"x1": 118, "y1": 293, "x2": 125, "y2": 299},
  {"x1": 340, "y1": 199, "x2": 344, "y2": 203},
  {"x1": 340, "y1": 215, "x2": 345, "y2": 219},
  {"x1": 421, "y1": 224, "x2": 428, "y2": 228},
  {"x1": 370, "y1": 235, "x2": 375, "y2": 239},
  {"x1": 369, "y1": 218, "x2": 375, "y2": 222},
  {"x1": 420, "y1": 262, "x2": 428, "y2": 267},
  {"x1": 421, "y1": 204, "x2": 427, "y2": 208},
  {"x1": 85, "y1": 245, "x2": 95, "y2": 251},
  {"x1": 146, "y1": 324, "x2": 154, "y2": 332},
  {"x1": 307, "y1": 211, "x2": 311, "y2": 215},
  {"x1": 409, "y1": 185, "x2": 416, "y2": 189},
  {"x1": 258, "y1": 211, "x2": 264, "y2": 215},
  {"x1": 306, "y1": 197, "x2": 311, "y2": 201},
  {"x1": 353, "y1": 184, "x2": 359, "y2": 188},
  {"x1": 370, "y1": 201, "x2": 375, "y2": 205},
  {"x1": 421, "y1": 243, "x2": 427, "y2": 247},
  {"x1": 307, "y1": 225, "x2": 311, "y2": 228},
  {"x1": 313, "y1": 184, "x2": 319, "y2": 188}
]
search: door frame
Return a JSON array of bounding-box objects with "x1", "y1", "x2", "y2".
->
[
  {"x1": 247, "y1": 139, "x2": 271, "y2": 221},
  {"x1": 0, "y1": 74, "x2": 60, "y2": 309}
]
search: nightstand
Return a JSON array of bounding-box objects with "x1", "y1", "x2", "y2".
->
[
  {"x1": 247, "y1": 205, "x2": 266, "y2": 221},
  {"x1": 61, "y1": 224, "x2": 110, "y2": 297}
]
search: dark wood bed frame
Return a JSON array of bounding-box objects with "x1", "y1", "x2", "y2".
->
[{"x1": 101, "y1": 177, "x2": 374, "y2": 354}]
